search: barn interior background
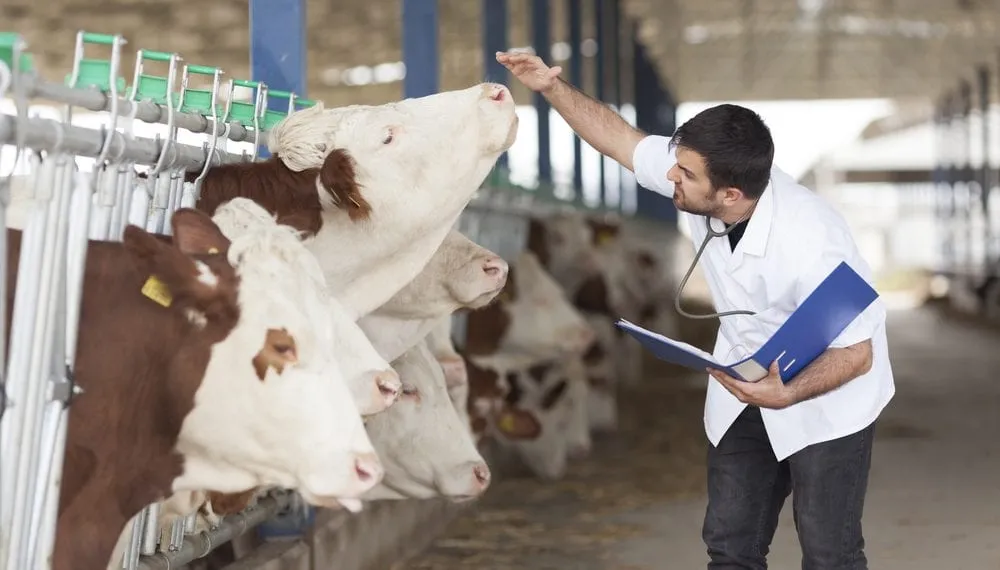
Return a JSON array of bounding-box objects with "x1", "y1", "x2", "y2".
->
[{"x1": 1, "y1": 0, "x2": 999, "y2": 569}]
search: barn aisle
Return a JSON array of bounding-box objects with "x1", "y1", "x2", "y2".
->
[
  {"x1": 400, "y1": 303, "x2": 1000, "y2": 570},
  {"x1": 398, "y1": 313, "x2": 718, "y2": 570}
]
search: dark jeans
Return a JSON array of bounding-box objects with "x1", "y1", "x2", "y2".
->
[{"x1": 703, "y1": 406, "x2": 874, "y2": 570}]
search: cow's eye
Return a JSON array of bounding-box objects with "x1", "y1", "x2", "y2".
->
[{"x1": 382, "y1": 129, "x2": 394, "y2": 145}]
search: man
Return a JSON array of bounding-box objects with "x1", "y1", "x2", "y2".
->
[{"x1": 496, "y1": 51, "x2": 894, "y2": 569}]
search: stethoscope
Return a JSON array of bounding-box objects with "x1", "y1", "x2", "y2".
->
[{"x1": 673, "y1": 196, "x2": 762, "y2": 321}]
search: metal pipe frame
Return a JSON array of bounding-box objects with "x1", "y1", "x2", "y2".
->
[
  {"x1": 16, "y1": 73, "x2": 264, "y2": 147},
  {"x1": 0, "y1": 113, "x2": 247, "y2": 172},
  {"x1": 136, "y1": 492, "x2": 292, "y2": 570}
]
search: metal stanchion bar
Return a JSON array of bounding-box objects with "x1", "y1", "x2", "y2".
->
[
  {"x1": 14, "y1": 73, "x2": 267, "y2": 146},
  {"x1": 0, "y1": 113, "x2": 246, "y2": 171},
  {"x1": 136, "y1": 493, "x2": 292, "y2": 570}
]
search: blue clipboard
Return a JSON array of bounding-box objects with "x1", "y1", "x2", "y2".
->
[{"x1": 615, "y1": 261, "x2": 879, "y2": 382}]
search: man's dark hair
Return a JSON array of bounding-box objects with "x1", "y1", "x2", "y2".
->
[{"x1": 669, "y1": 104, "x2": 774, "y2": 199}]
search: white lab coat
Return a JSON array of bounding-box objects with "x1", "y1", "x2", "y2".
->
[{"x1": 632, "y1": 135, "x2": 895, "y2": 461}]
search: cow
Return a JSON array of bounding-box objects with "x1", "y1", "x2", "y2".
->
[
  {"x1": 189, "y1": 82, "x2": 519, "y2": 320},
  {"x1": 170, "y1": 228, "x2": 508, "y2": 525},
  {"x1": 8, "y1": 202, "x2": 378, "y2": 570},
  {"x1": 424, "y1": 314, "x2": 470, "y2": 427},
  {"x1": 490, "y1": 358, "x2": 585, "y2": 480},
  {"x1": 210, "y1": 197, "x2": 401, "y2": 413},
  {"x1": 362, "y1": 339, "x2": 491, "y2": 500},
  {"x1": 463, "y1": 250, "x2": 596, "y2": 368},
  {"x1": 102, "y1": 200, "x2": 407, "y2": 570},
  {"x1": 357, "y1": 229, "x2": 508, "y2": 362},
  {"x1": 463, "y1": 353, "x2": 541, "y2": 446}
]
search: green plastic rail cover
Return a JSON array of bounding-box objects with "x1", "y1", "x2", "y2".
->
[
  {"x1": 0, "y1": 32, "x2": 35, "y2": 73},
  {"x1": 66, "y1": 31, "x2": 127, "y2": 92}
]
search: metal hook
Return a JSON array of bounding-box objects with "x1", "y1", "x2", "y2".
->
[
  {"x1": 149, "y1": 52, "x2": 181, "y2": 177},
  {"x1": 193, "y1": 67, "x2": 224, "y2": 188},
  {"x1": 48, "y1": 117, "x2": 66, "y2": 157},
  {"x1": 95, "y1": 34, "x2": 125, "y2": 168},
  {"x1": 1, "y1": 35, "x2": 29, "y2": 198}
]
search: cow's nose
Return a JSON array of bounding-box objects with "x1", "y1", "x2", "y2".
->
[
  {"x1": 482, "y1": 256, "x2": 509, "y2": 280},
  {"x1": 483, "y1": 83, "x2": 510, "y2": 102},
  {"x1": 375, "y1": 370, "x2": 401, "y2": 406},
  {"x1": 353, "y1": 452, "x2": 383, "y2": 486},
  {"x1": 472, "y1": 462, "x2": 492, "y2": 490}
]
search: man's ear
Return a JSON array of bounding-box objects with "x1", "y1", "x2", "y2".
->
[
  {"x1": 170, "y1": 208, "x2": 231, "y2": 256},
  {"x1": 721, "y1": 187, "x2": 746, "y2": 206}
]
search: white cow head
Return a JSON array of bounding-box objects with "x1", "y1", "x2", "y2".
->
[
  {"x1": 163, "y1": 200, "x2": 380, "y2": 511},
  {"x1": 525, "y1": 212, "x2": 601, "y2": 291},
  {"x1": 464, "y1": 251, "x2": 596, "y2": 367},
  {"x1": 362, "y1": 340, "x2": 490, "y2": 501},
  {"x1": 376, "y1": 230, "x2": 508, "y2": 318},
  {"x1": 211, "y1": 200, "x2": 401, "y2": 416},
  {"x1": 492, "y1": 359, "x2": 579, "y2": 481},
  {"x1": 267, "y1": 83, "x2": 520, "y2": 317},
  {"x1": 357, "y1": 232, "x2": 507, "y2": 363}
]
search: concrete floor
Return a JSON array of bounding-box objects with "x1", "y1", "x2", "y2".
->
[
  {"x1": 609, "y1": 305, "x2": 1000, "y2": 569},
  {"x1": 403, "y1": 304, "x2": 1000, "y2": 570}
]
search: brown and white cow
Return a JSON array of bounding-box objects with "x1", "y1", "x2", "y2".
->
[
  {"x1": 178, "y1": 228, "x2": 507, "y2": 525},
  {"x1": 362, "y1": 339, "x2": 491, "y2": 500},
  {"x1": 463, "y1": 353, "x2": 541, "y2": 446},
  {"x1": 357, "y1": 229, "x2": 508, "y2": 362},
  {"x1": 189, "y1": 83, "x2": 519, "y2": 319},
  {"x1": 8, "y1": 204, "x2": 377, "y2": 570},
  {"x1": 490, "y1": 355, "x2": 591, "y2": 480},
  {"x1": 463, "y1": 250, "x2": 596, "y2": 368}
]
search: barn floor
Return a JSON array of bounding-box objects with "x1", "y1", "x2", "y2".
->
[{"x1": 399, "y1": 302, "x2": 1000, "y2": 570}]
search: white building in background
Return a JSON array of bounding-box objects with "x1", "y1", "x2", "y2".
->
[{"x1": 801, "y1": 110, "x2": 1000, "y2": 281}]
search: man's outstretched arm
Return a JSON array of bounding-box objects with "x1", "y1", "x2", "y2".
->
[{"x1": 497, "y1": 51, "x2": 646, "y2": 171}]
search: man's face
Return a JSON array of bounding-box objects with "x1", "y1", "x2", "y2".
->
[{"x1": 667, "y1": 146, "x2": 726, "y2": 217}]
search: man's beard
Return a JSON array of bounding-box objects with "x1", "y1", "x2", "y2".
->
[{"x1": 674, "y1": 193, "x2": 721, "y2": 218}]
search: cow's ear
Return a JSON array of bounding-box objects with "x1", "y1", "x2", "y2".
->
[
  {"x1": 318, "y1": 149, "x2": 371, "y2": 222},
  {"x1": 122, "y1": 224, "x2": 238, "y2": 330},
  {"x1": 493, "y1": 407, "x2": 541, "y2": 440},
  {"x1": 170, "y1": 208, "x2": 232, "y2": 256}
]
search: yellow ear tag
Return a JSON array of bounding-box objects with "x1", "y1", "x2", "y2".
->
[
  {"x1": 497, "y1": 412, "x2": 516, "y2": 434},
  {"x1": 141, "y1": 275, "x2": 173, "y2": 307},
  {"x1": 596, "y1": 230, "x2": 614, "y2": 246},
  {"x1": 207, "y1": 247, "x2": 219, "y2": 254}
]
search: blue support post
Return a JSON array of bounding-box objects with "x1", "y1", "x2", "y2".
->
[
  {"x1": 593, "y1": 0, "x2": 606, "y2": 204},
  {"x1": 632, "y1": 22, "x2": 678, "y2": 224},
  {"x1": 249, "y1": 0, "x2": 307, "y2": 159},
  {"x1": 248, "y1": 0, "x2": 315, "y2": 536},
  {"x1": 402, "y1": 0, "x2": 439, "y2": 99},
  {"x1": 532, "y1": 0, "x2": 552, "y2": 187},
  {"x1": 978, "y1": 64, "x2": 992, "y2": 278},
  {"x1": 607, "y1": 0, "x2": 621, "y2": 208},
  {"x1": 569, "y1": 0, "x2": 583, "y2": 192},
  {"x1": 483, "y1": 0, "x2": 509, "y2": 171}
]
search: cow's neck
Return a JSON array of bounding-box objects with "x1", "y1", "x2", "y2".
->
[
  {"x1": 308, "y1": 209, "x2": 463, "y2": 318},
  {"x1": 358, "y1": 313, "x2": 441, "y2": 363}
]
